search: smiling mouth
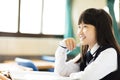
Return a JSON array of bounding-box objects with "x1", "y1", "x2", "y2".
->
[{"x1": 80, "y1": 36, "x2": 86, "y2": 41}]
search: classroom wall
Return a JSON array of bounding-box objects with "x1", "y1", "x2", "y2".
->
[{"x1": 0, "y1": 37, "x2": 62, "y2": 56}]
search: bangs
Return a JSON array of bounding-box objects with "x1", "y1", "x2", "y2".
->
[{"x1": 78, "y1": 9, "x2": 98, "y2": 27}]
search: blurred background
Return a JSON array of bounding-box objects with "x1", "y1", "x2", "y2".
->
[{"x1": 0, "y1": 0, "x2": 119, "y2": 62}]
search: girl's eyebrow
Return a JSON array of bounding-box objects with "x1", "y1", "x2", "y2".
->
[{"x1": 78, "y1": 24, "x2": 82, "y2": 27}]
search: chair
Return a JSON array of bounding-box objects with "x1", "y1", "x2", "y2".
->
[
  {"x1": 41, "y1": 56, "x2": 55, "y2": 62},
  {"x1": 15, "y1": 57, "x2": 38, "y2": 71}
]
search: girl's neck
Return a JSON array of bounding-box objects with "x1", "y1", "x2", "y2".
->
[{"x1": 88, "y1": 42, "x2": 97, "y2": 50}]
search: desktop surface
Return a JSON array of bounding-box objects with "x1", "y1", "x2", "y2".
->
[{"x1": 10, "y1": 71, "x2": 72, "y2": 80}]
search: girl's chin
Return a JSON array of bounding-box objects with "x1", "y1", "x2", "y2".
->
[{"x1": 80, "y1": 41, "x2": 87, "y2": 45}]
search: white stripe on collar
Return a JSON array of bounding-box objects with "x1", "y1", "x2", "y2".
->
[{"x1": 89, "y1": 43, "x2": 100, "y2": 56}]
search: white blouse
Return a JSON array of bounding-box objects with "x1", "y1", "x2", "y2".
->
[{"x1": 54, "y1": 42, "x2": 117, "y2": 80}]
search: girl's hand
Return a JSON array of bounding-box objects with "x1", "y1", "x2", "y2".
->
[
  {"x1": 63, "y1": 38, "x2": 76, "y2": 51},
  {"x1": 0, "y1": 73, "x2": 11, "y2": 80}
]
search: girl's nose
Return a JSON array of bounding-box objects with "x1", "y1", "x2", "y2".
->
[{"x1": 77, "y1": 28, "x2": 83, "y2": 36}]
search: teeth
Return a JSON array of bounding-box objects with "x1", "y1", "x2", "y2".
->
[{"x1": 80, "y1": 36, "x2": 85, "y2": 41}]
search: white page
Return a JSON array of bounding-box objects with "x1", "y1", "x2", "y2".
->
[{"x1": 10, "y1": 71, "x2": 72, "y2": 80}]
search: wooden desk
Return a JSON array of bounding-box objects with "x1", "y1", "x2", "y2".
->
[
  {"x1": 4, "y1": 59, "x2": 54, "y2": 70},
  {"x1": 32, "y1": 60, "x2": 54, "y2": 70}
]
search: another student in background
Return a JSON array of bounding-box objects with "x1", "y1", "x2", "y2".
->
[{"x1": 55, "y1": 8, "x2": 120, "y2": 80}]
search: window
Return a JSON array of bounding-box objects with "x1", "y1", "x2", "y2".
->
[
  {"x1": 0, "y1": 0, "x2": 65, "y2": 37},
  {"x1": 114, "y1": 0, "x2": 119, "y2": 23},
  {"x1": 0, "y1": 0, "x2": 18, "y2": 33},
  {"x1": 43, "y1": 0, "x2": 65, "y2": 35},
  {"x1": 20, "y1": 0, "x2": 42, "y2": 34}
]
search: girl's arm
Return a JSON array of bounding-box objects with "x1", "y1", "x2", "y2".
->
[{"x1": 54, "y1": 38, "x2": 80, "y2": 76}]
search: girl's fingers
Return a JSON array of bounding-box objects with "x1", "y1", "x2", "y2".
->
[
  {"x1": 0, "y1": 74, "x2": 10, "y2": 80},
  {"x1": 65, "y1": 38, "x2": 76, "y2": 50},
  {"x1": 69, "y1": 40, "x2": 74, "y2": 50},
  {"x1": 72, "y1": 39, "x2": 76, "y2": 49},
  {"x1": 65, "y1": 39, "x2": 70, "y2": 49}
]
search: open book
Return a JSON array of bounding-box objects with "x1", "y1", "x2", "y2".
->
[{"x1": 9, "y1": 71, "x2": 72, "y2": 80}]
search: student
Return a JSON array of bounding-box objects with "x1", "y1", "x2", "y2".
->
[{"x1": 54, "y1": 8, "x2": 120, "y2": 80}]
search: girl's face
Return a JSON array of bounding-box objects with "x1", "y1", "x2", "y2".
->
[{"x1": 77, "y1": 22, "x2": 97, "y2": 49}]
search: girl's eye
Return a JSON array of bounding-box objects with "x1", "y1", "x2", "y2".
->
[
  {"x1": 78, "y1": 26, "x2": 81, "y2": 28},
  {"x1": 83, "y1": 25, "x2": 88, "y2": 29},
  {"x1": 78, "y1": 25, "x2": 88, "y2": 29},
  {"x1": 83, "y1": 25, "x2": 87, "y2": 28}
]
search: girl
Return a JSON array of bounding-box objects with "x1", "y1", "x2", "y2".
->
[{"x1": 55, "y1": 8, "x2": 120, "y2": 80}]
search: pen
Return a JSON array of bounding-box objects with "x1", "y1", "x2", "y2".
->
[{"x1": 59, "y1": 45, "x2": 67, "y2": 49}]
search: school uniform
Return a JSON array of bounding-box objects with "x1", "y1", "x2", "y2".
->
[{"x1": 55, "y1": 42, "x2": 119, "y2": 80}]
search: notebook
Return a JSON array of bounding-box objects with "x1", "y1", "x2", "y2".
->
[{"x1": 9, "y1": 71, "x2": 72, "y2": 80}]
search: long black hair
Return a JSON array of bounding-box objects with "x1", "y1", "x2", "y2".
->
[{"x1": 77, "y1": 8, "x2": 120, "y2": 62}]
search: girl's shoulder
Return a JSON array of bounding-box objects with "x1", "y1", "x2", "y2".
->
[
  {"x1": 98, "y1": 45, "x2": 117, "y2": 53},
  {"x1": 94, "y1": 45, "x2": 117, "y2": 60}
]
